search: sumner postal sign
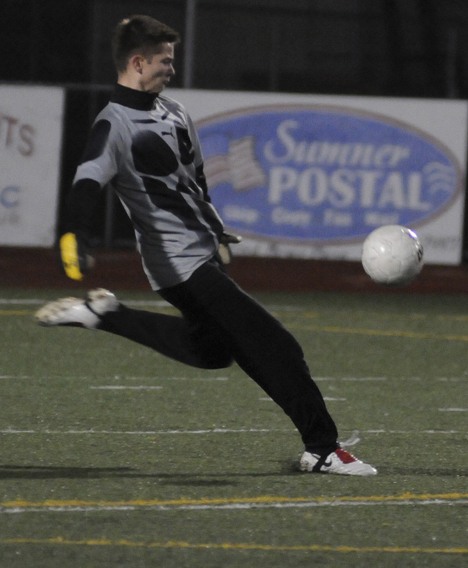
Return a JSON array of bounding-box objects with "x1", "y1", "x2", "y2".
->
[{"x1": 171, "y1": 90, "x2": 467, "y2": 265}]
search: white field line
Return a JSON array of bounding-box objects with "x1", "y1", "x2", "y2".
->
[
  {"x1": 89, "y1": 386, "x2": 163, "y2": 391},
  {"x1": 2, "y1": 497, "x2": 467, "y2": 515},
  {"x1": 0, "y1": 298, "x2": 171, "y2": 308},
  {"x1": 0, "y1": 375, "x2": 402, "y2": 382},
  {"x1": 0, "y1": 299, "x2": 290, "y2": 307},
  {"x1": 315, "y1": 376, "x2": 388, "y2": 382},
  {"x1": 3, "y1": 375, "x2": 461, "y2": 384},
  {"x1": 0, "y1": 428, "x2": 275, "y2": 435},
  {"x1": 0, "y1": 373, "x2": 463, "y2": 383},
  {"x1": 0, "y1": 376, "x2": 230, "y2": 382},
  {"x1": 0, "y1": 299, "x2": 47, "y2": 305},
  {"x1": 257, "y1": 397, "x2": 351, "y2": 403},
  {"x1": 0, "y1": 376, "x2": 32, "y2": 379},
  {"x1": 0, "y1": 299, "x2": 301, "y2": 311},
  {"x1": 0, "y1": 428, "x2": 464, "y2": 436},
  {"x1": 105, "y1": 376, "x2": 229, "y2": 382}
]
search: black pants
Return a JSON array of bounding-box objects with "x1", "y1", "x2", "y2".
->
[{"x1": 98, "y1": 258, "x2": 338, "y2": 454}]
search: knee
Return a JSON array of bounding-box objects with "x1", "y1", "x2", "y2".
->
[{"x1": 198, "y1": 353, "x2": 234, "y2": 370}]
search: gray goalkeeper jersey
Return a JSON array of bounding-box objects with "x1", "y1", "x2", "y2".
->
[{"x1": 73, "y1": 84, "x2": 224, "y2": 290}]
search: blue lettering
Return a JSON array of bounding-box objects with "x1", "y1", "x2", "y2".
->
[{"x1": 0, "y1": 186, "x2": 20, "y2": 208}]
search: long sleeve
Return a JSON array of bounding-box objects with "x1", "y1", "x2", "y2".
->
[{"x1": 65, "y1": 178, "x2": 102, "y2": 239}]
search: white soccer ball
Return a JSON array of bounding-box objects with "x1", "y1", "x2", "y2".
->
[{"x1": 361, "y1": 225, "x2": 424, "y2": 285}]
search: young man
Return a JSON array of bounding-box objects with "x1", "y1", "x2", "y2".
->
[{"x1": 36, "y1": 15, "x2": 376, "y2": 476}]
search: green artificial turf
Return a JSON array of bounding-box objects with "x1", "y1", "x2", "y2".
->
[{"x1": 0, "y1": 288, "x2": 466, "y2": 567}]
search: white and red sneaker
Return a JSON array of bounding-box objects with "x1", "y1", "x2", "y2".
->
[
  {"x1": 299, "y1": 447, "x2": 377, "y2": 476},
  {"x1": 35, "y1": 289, "x2": 119, "y2": 329}
]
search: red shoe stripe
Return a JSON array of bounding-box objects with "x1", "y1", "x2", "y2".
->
[{"x1": 335, "y1": 448, "x2": 358, "y2": 464}]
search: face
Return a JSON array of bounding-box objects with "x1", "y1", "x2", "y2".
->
[{"x1": 137, "y1": 42, "x2": 175, "y2": 93}]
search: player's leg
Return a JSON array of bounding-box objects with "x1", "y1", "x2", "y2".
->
[
  {"x1": 36, "y1": 288, "x2": 233, "y2": 369},
  {"x1": 99, "y1": 303, "x2": 233, "y2": 369},
  {"x1": 36, "y1": 266, "x2": 376, "y2": 475},
  {"x1": 161, "y1": 260, "x2": 376, "y2": 475},
  {"x1": 160, "y1": 259, "x2": 339, "y2": 455},
  {"x1": 36, "y1": 268, "x2": 336, "y2": 449}
]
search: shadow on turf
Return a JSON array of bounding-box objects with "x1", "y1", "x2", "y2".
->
[
  {"x1": 1, "y1": 464, "x2": 466, "y2": 480},
  {"x1": 0, "y1": 463, "x2": 298, "y2": 483}
]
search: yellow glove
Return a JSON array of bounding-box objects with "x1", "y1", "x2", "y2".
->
[{"x1": 59, "y1": 232, "x2": 93, "y2": 281}]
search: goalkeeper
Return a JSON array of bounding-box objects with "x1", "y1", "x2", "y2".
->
[{"x1": 36, "y1": 15, "x2": 376, "y2": 476}]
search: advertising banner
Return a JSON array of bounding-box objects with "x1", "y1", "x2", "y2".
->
[
  {"x1": 0, "y1": 85, "x2": 64, "y2": 246},
  {"x1": 170, "y1": 89, "x2": 467, "y2": 265}
]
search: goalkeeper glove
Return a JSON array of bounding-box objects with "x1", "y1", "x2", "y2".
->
[
  {"x1": 59, "y1": 232, "x2": 94, "y2": 281},
  {"x1": 218, "y1": 232, "x2": 242, "y2": 265}
]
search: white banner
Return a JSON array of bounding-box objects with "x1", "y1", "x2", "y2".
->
[
  {"x1": 0, "y1": 85, "x2": 64, "y2": 246},
  {"x1": 169, "y1": 89, "x2": 468, "y2": 265}
]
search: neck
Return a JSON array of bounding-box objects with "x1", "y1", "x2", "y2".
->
[
  {"x1": 111, "y1": 84, "x2": 157, "y2": 111},
  {"x1": 118, "y1": 75, "x2": 145, "y2": 92}
]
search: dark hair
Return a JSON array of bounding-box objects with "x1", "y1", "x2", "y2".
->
[{"x1": 112, "y1": 15, "x2": 180, "y2": 72}]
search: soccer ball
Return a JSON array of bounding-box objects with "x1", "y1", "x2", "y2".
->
[{"x1": 361, "y1": 225, "x2": 424, "y2": 286}]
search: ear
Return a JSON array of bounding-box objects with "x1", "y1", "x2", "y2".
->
[{"x1": 129, "y1": 54, "x2": 145, "y2": 74}]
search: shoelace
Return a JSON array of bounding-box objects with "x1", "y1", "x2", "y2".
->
[{"x1": 340, "y1": 430, "x2": 360, "y2": 448}]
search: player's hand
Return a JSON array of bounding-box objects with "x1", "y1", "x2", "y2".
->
[
  {"x1": 220, "y1": 232, "x2": 242, "y2": 245},
  {"x1": 218, "y1": 232, "x2": 242, "y2": 265},
  {"x1": 59, "y1": 232, "x2": 94, "y2": 281}
]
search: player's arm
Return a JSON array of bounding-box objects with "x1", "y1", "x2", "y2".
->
[
  {"x1": 60, "y1": 116, "x2": 118, "y2": 280},
  {"x1": 60, "y1": 178, "x2": 102, "y2": 281},
  {"x1": 193, "y1": 159, "x2": 242, "y2": 262},
  {"x1": 193, "y1": 137, "x2": 242, "y2": 262},
  {"x1": 185, "y1": 111, "x2": 243, "y2": 262}
]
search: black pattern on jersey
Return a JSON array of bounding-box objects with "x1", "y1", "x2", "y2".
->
[
  {"x1": 132, "y1": 125, "x2": 196, "y2": 175},
  {"x1": 176, "y1": 177, "x2": 203, "y2": 198},
  {"x1": 195, "y1": 164, "x2": 210, "y2": 199},
  {"x1": 80, "y1": 120, "x2": 111, "y2": 163},
  {"x1": 132, "y1": 119, "x2": 158, "y2": 124},
  {"x1": 131, "y1": 131, "x2": 178, "y2": 176},
  {"x1": 142, "y1": 176, "x2": 223, "y2": 237},
  {"x1": 175, "y1": 127, "x2": 195, "y2": 165}
]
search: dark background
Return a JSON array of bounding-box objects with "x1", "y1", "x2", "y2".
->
[
  {"x1": 2, "y1": 0, "x2": 468, "y2": 256},
  {"x1": 3, "y1": 0, "x2": 468, "y2": 97}
]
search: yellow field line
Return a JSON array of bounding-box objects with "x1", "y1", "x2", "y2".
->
[
  {"x1": 2, "y1": 492, "x2": 467, "y2": 510},
  {"x1": 0, "y1": 309, "x2": 31, "y2": 316},
  {"x1": 4, "y1": 309, "x2": 468, "y2": 343},
  {"x1": 1, "y1": 536, "x2": 467, "y2": 554},
  {"x1": 301, "y1": 324, "x2": 468, "y2": 342}
]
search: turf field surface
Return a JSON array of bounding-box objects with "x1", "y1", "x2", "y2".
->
[{"x1": 0, "y1": 289, "x2": 466, "y2": 567}]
